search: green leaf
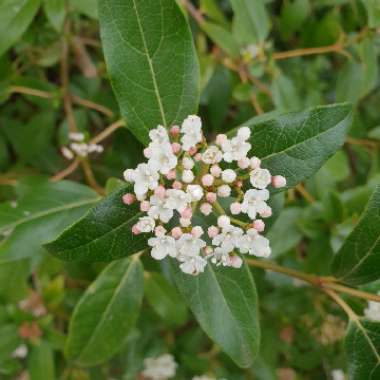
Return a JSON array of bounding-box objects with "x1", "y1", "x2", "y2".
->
[
  {"x1": 69, "y1": 0, "x2": 98, "y2": 19},
  {"x1": 0, "y1": 178, "x2": 99, "y2": 263},
  {"x1": 271, "y1": 73, "x2": 301, "y2": 111},
  {"x1": 99, "y1": 0, "x2": 200, "y2": 144},
  {"x1": 230, "y1": 0, "x2": 270, "y2": 45},
  {"x1": 170, "y1": 261, "x2": 260, "y2": 368},
  {"x1": 44, "y1": 186, "x2": 147, "y2": 262},
  {"x1": 0, "y1": 258, "x2": 30, "y2": 303},
  {"x1": 0, "y1": 0, "x2": 41, "y2": 56},
  {"x1": 362, "y1": 0, "x2": 380, "y2": 28},
  {"x1": 43, "y1": 0, "x2": 65, "y2": 31},
  {"x1": 0, "y1": 325, "x2": 21, "y2": 361},
  {"x1": 238, "y1": 103, "x2": 352, "y2": 189},
  {"x1": 331, "y1": 186, "x2": 380, "y2": 285},
  {"x1": 28, "y1": 341, "x2": 55, "y2": 380},
  {"x1": 65, "y1": 256, "x2": 144, "y2": 366},
  {"x1": 144, "y1": 272, "x2": 188, "y2": 326},
  {"x1": 345, "y1": 318, "x2": 380, "y2": 379}
]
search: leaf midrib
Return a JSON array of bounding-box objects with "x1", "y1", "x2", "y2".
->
[
  {"x1": 131, "y1": 0, "x2": 167, "y2": 127},
  {"x1": 73, "y1": 258, "x2": 140, "y2": 363},
  {"x1": 0, "y1": 197, "x2": 100, "y2": 233}
]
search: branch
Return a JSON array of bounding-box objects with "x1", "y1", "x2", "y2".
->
[{"x1": 71, "y1": 95, "x2": 114, "y2": 118}]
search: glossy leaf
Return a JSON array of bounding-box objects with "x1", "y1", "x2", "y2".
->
[
  {"x1": 0, "y1": 258, "x2": 29, "y2": 303},
  {"x1": 237, "y1": 103, "x2": 352, "y2": 189},
  {"x1": 65, "y1": 256, "x2": 144, "y2": 366},
  {"x1": 0, "y1": 0, "x2": 41, "y2": 56},
  {"x1": 170, "y1": 261, "x2": 260, "y2": 368},
  {"x1": 230, "y1": 0, "x2": 270, "y2": 45},
  {"x1": 0, "y1": 178, "x2": 99, "y2": 263},
  {"x1": 332, "y1": 186, "x2": 380, "y2": 285},
  {"x1": 345, "y1": 318, "x2": 380, "y2": 379},
  {"x1": 144, "y1": 272, "x2": 188, "y2": 326},
  {"x1": 43, "y1": 0, "x2": 65, "y2": 31},
  {"x1": 362, "y1": 0, "x2": 380, "y2": 28},
  {"x1": 99, "y1": 0, "x2": 200, "y2": 144},
  {"x1": 44, "y1": 186, "x2": 148, "y2": 262},
  {"x1": 28, "y1": 341, "x2": 55, "y2": 380}
]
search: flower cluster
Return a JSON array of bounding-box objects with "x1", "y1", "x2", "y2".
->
[
  {"x1": 364, "y1": 298, "x2": 380, "y2": 321},
  {"x1": 123, "y1": 115, "x2": 286, "y2": 276},
  {"x1": 61, "y1": 132, "x2": 103, "y2": 160}
]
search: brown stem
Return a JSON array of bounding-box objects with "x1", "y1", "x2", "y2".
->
[
  {"x1": 9, "y1": 86, "x2": 54, "y2": 99},
  {"x1": 51, "y1": 159, "x2": 80, "y2": 182},
  {"x1": 179, "y1": 0, "x2": 204, "y2": 24},
  {"x1": 295, "y1": 183, "x2": 316, "y2": 203},
  {"x1": 250, "y1": 93, "x2": 264, "y2": 115},
  {"x1": 90, "y1": 119, "x2": 125, "y2": 144},
  {"x1": 323, "y1": 288, "x2": 358, "y2": 320},
  {"x1": 81, "y1": 158, "x2": 105, "y2": 195},
  {"x1": 71, "y1": 95, "x2": 114, "y2": 118}
]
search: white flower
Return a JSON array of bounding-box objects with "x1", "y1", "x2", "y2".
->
[
  {"x1": 192, "y1": 376, "x2": 216, "y2": 380},
  {"x1": 238, "y1": 228, "x2": 271, "y2": 257},
  {"x1": 250, "y1": 168, "x2": 271, "y2": 189},
  {"x1": 69, "y1": 132, "x2": 85, "y2": 142},
  {"x1": 221, "y1": 169, "x2": 236, "y2": 183},
  {"x1": 182, "y1": 156, "x2": 194, "y2": 169},
  {"x1": 142, "y1": 354, "x2": 177, "y2": 380},
  {"x1": 364, "y1": 300, "x2": 380, "y2": 321},
  {"x1": 12, "y1": 344, "x2": 28, "y2": 359},
  {"x1": 221, "y1": 136, "x2": 251, "y2": 162},
  {"x1": 202, "y1": 146, "x2": 222, "y2": 164},
  {"x1": 165, "y1": 189, "x2": 190, "y2": 212},
  {"x1": 331, "y1": 369, "x2": 345, "y2": 380},
  {"x1": 61, "y1": 146, "x2": 74, "y2": 160},
  {"x1": 136, "y1": 216, "x2": 155, "y2": 232},
  {"x1": 148, "y1": 144, "x2": 177, "y2": 175},
  {"x1": 179, "y1": 255, "x2": 208, "y2": 275},
  {"x1": 237, "y1": 126, "x2": 251, "y2": 140},
  {"x1": 241, "y1": 189, "x2": 269, "y2": 219},
  {"x1": 148, "y1": 195, "x2": 173, "y2": 223},
  {"x1": 182, "y1": 169, "x2": 195, "y2": 183},
  {"x1": 181, "y1": 115, "x2": 203, "y2": 151},
  {"x1": 133, "y1": 163, "x2": 160, "y2": 196},
  {"x1": 186, "y1": 184, "x2": 204, "y2": 202},
  {"x1": 123, "y1": 168, "x2": 135, "y2": 182},
  {"x1": 149, "y1": 125, "x2": 170, "y2": 145},
  {"x1": 148, "y1": 235, "x2": 177, "y2": 260},
  {"x1": 212, "y1": 225, "x2": 243, "y2": 252},
  {"x1": 217, "y1": 185, "x2": 231, "y2": 197},
  {"x1": 210, "y1": 246, "x2": 232, "y2": 266},
  {"x1": 177, "y1": 234, "x2": 206, "y2": 259},
  {"x1": 70, "y1": 142, "x2": 88, "y2": 157}
]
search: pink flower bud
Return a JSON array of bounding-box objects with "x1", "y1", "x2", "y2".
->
[
  {"x1": 210, "y1": 164, "x2": 221, "y2": 177},
  {"x1": 260, "y1": 206, "x2": 272, "y2": 218},
  {"x1": 208, "y1": 225, "x2": 219, "y2": 238},
  {"x1": 143, "y1": 148, "x2": 152, "y2": 158},
  {"x1": 154, "y1": 185, "x2": 166, "y2": 199},
  {"x1": 194, "y1": 153, "x2": 202, "y2": 161},
  {"x1": 253, "y1": 219, "x2": 265, "y2": 232},
  {"x1": 166, "y1": 170, "x2": 176, "y2": 180},
  {"x1": 188, "y1": 147, "x2": 198, "y2": 156},
  {"x1": 230, "y1": 255, "x2": 243, "y2": 268},
  {"x1": 180, "y1": 217, "x2": 191, "y2": 227},
  {"x1": 155, "y1": 225, "x2": 166, "y2": 237},
  {"x1": 171, "y1": 227, "x2": 183, "y2": 239},
  {"x1": 230, "y1": 202, "x2": 242, "y2": 215},
  {"x1": 140, "y1": 200, "x2": 150, "y2": 212},
  {"x1": 250, "y1": 156, "x2": 261, "y2": 169},
  {"x1": 206, "y1": 192, "x2": 217, "y2": 203},
  {"x1": 172, "y1": 180, "x2": 183, "y2": 190},
  {"x1": 171, "y1": 142, "x2": 181, "y2": 154},
  {"x1": 204, "y1": 246, "x2": 213, "y2": 255},
  {"x1": 236, "y1": 180, "x2": 243, "y2": 188},
  {"x1": 170, "y1": 125, "x2": 180, "y2": 136},
  {"x1": 202, "y1": 174, "x2": 214, "y2": 187},
  {"x1": 191, "y1": 226, "x2": 204, "y2": 238},
  {"x1": 122, "y1": 193, "x2": 135, "y2": 205},
  {"x1": 216, "y1": 134, "x2": 227, "y2": 146},
  {"x1": 238, "y1": 157, "x2": 250, "y2": 169},
  {"x1": 132, "y1": 224, "x2": 140, "y2": 235},
  {"x1": 272, "y1": 175, "x2": 287, "y2": 188},
  {"x1": 200, "y1": 202, "x2": 212, "y2": 215},
  {"x1": 180, "y1": 207, "x2": 192, "y2": 219}
]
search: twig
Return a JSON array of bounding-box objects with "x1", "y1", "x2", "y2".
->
[
  {"x1": 346, "y1": 137, "x2": 379, "y2": 150},
  {"x1": 81, "y1": 158, "x2": 105, "y2": 195},
  {"x1": 246, "y1": 257, "x2": 380, "y2": 304},
  {"x1": 179, "y1": 0, "x2": 204, "y2": 24},
  {"x1": 323, "y1": 288, "x2": 358, "y2": 320},
  {"x1": 250, "y1": 93, "x2": 263, "y2": 115},
  {"x1": 295, "y1": 183, "x2": 316, "y2": 203},
  {"x1": 90, "y1": 119, "x2": 125, "y2": 144},
  {"x1": 71, "y1": 95, "x2": 114, "y2": 118},
  {"x1": 51, "y1": 159, "x2": 80, "y2": 182},
  {"x1": 8, "y1": 86, "x2": 54, "y2": 99}
]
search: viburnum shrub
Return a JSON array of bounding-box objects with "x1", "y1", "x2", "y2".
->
[{"x1": 1, "y1": 0, "x2": 380, "y2": 379}]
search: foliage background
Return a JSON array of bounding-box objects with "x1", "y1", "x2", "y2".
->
[{"x1": 0, "y1": 0, "x2": 380, "y2": 379}]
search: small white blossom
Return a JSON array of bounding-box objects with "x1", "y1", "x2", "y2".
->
[
  {"x1": 176, "y1": 234, "x2": 207, "y2": 275},
  {"x1": 221, "y1": 135, "x2": 251, "y2": 162},
  {"x1": 182, "y1": 156, "x2": 194, "y2": 169},
  {"x1": 148, "y1": 195, "x2": 173, "y2": 223},
  {"x1": 123, "y1": 168, "x2": 136, "y2": 182},
  {"x1": 148, "y1": 236, "x2": 177, "y2": 260},
  {"x1": 12, "y1": 344, "x2": 28, "y2": 359},
  {"x1": 241, "y1": 189, "x2": 270, "y2": 219},
  {"x1": 217, "y1": 185, "x2": 231, "y2": 197},
  {"x1": 182, "y1": 169, "x2": 195, "y2": 183},
  {"x1": 149, "y1": 125, "x2": 170, "y2": 145},
  {"x1": 364, "y1": 300, "x2": 380, "y2": 321},
  {"x1": 69, "y1": 132, "x2": 85, "y2": 142},
  {"x1": 179, "y1": 255, "x2": 207, "y2": 275},
  {"x1": 238, "y1": 228, "x2": 271, "y2": 257},
  {"x1": 192, "y1": 376, "x2": 216, "y2": 380},
  {"x1": 237, "y1": 126, "x2": 251, "y2": 140},
  {"x1": 136, "y1": 216, "x2": 155, "y2": 233},
  {"x1": 133, "y1": 163, "x2": 160, "y2": 196},
  {"x1": 202, "y1": 146, "x2": 222, "y2": 164},
  {"x1": 148, "y1": 145, "x2": 177, "y2": 175},
  {"x1": 181, "y1": 115, "x2": 203, "y2": 151},
  {"x1": 221, "y1": 169, "x2": 237, "y2": 183},
  {"x1": 61, "y1": 146, "x2": 74, "y2": 160},
  {"x1": 331, "y1": 369, "x2": 345, "y2": 380},
  {"x1": 250, "y1": 168, "x2": 271, "y2": 189},
  {"x1": 142, "y1": 354, "x2": 177, "y2": 380},
  {"x1": 187, "y1": 184, "x2": 204, "y2": 202},
  {"x1": 212, "y1": 225, "x2": 243, "y2": 252},
  {"x1": 165, "y1": 189, "x2": 190, "y2": 212}
]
